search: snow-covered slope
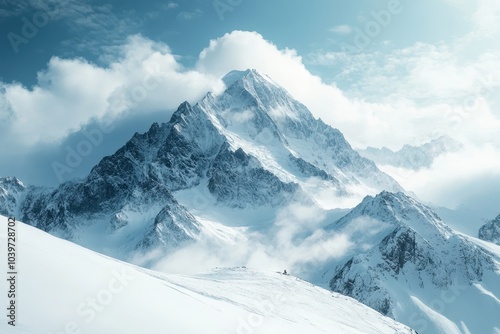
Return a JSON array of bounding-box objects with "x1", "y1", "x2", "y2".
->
[
  {"x1": 0, "y1": 217, "x2": 416, "y2": 334},
  {"x1": 18, "y1": 174, "x2": 205, "y2": 258},
  {"x1": 479, "y1": 214, "x2": 500, "y2": 245},
  {"x1": 358, "y1": 135, "x2": 463, "y2": 170},
  {"x1": 320, "y1": 191, "x2": 500, "y2": 334}
]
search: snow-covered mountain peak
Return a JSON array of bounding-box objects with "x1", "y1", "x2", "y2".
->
[
  {"x1": 0, "y1": 176, "x2": 27, "y2": 217},
  {"x1": 0, "y1": 176, "x2": 26, "y2": 190},
  {"x1": 333, "y1": 191, "x2": 451, "y2": 239},
  {"x1": 213, "y1": 69, "x2": 314, "y2": 126},
  {"x1": 222, "y1": 69, "x2": 253, "y2": 86},
  {"x1": 222, "y1": 69, "x2": 274, "y2": 88},
  {"x1": 0, "y1": 69, "x2": 404, "y2": 261},
  {"x1": 1, "y1": 69, "x2": 498, "y2": 333},
  {"x1": 194, "y1": 70, "x2": 403, "y2": 201},
  {"x1": 479, "y1": 214, "x2": 500, "y2": 245},
  {"x1": 324, "y1": 191, "x2": 499, "y2": 332},
  {"x1": 170, "y1": 101, "x2": 204, "y2": 128}
]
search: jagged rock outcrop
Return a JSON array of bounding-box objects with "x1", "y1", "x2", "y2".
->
[{"x1": 478, "y1": 214, "x2": 500, "y2": 245}]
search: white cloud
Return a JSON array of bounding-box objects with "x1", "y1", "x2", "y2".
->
[
  {"x1": 379, "y1": 144, "x2": 500, "y2": 214},
  {"x1": 309, "y1": 43, "x2": 500, "y2": 107},
  {"x1": 0, "y1": 34, "x2": 223, "y2": 146},
  {"x1": 444, "y1": 0, "x2": 500, "y2": 36},
  {"x1": 1, "y1": 26, "x2": 499, "y2": 211},
  {"x1": 330, "y1": 25, "x2": 353, "y2": 34},
  {"x1": 164, "y1": 2, "x2": 179, "y2": 10},
  {"x1": 192, "y1": 29, "x2": 500, "y2": 213},
  {"x1": 195, "y1": 31, "x2": 500, "y2": 150},
  {"x1": 177, "y1": 9, "x2": 202, "y2": 20},
  {"x1": 151, "y1": 203, "x2": 353, "y2": 278},
  {"x1": 195, "y1": 31, "x2": 355, "y2": 136},
  {"x1": 5, "y1": 57, "x2": 117, "y2": 144}
]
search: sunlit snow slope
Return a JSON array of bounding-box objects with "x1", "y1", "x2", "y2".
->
[{"x1": 0, "y1": 217, "x2": 415, "y2": 334}]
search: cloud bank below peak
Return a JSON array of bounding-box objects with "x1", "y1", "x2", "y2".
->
[{"x1": 0, "y1": 30, "x2": 498, "y2": 214}]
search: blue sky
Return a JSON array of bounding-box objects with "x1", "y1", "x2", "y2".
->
[
  {"x1": 0, "y1": 0, "x2": 499, "y2": 213},
  {"x1": 0, "y1": 0, "x2": 475, "y2": 86}
]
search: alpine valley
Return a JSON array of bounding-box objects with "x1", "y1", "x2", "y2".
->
[{"x1": 1, "y1": 70, "x2": 499, "y2": 333}]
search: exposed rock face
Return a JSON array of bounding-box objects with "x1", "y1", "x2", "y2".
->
[
  {"x1": 0, "y1": 69, "x2": 402, "y2": 257},
  {"x1": 478, "y1": 214, "x2": 500, "y2": 245},
  {"x1": 327, "y1": 192, "x2": 494, "y2": 320},
  {"x1": 208, "y1": 144, "x2": 299, "y2": 208},
  {"x1": 0, "y1": 177, "x2": 26, "y2": 217}
]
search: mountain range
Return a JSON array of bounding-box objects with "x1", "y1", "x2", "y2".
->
[
  {"x1": 358, "y1": 135, "x2": 463, "y2": 170},
  {"x1": 0, "y1": 69, "x2": 402, "y2": 257},
  {"x1": 1, "y1": 69, "x2": 499, "y2": 333}
]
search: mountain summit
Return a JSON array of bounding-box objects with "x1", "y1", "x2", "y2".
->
[
  {"x1": 0, "y1": 69, "x2": 403, "y2": 258},
  {"x1": 200, "y1": 69, "x2": 403, "y2": 198}
]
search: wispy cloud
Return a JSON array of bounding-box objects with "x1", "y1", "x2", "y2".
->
[
  {"x1": 308, "y1": 0, "x2": 500, "y2": 114},
  {"x1": 177, "y1": 9, "x2": 202, "y2": 20},
  {"x1": 379, "y1": 144, "x2": 500, "y2": 223},
  {"x1": 3, "y1": 0, "x2": 143, "y2": 57},
  {"x1": 59, "y1": 2, "x2": 143, "y2": 57},
  {"x1": 1, "y1": 26, "x2": 499, "y2": 210},
  {"x1": 145, "y1": 2, "x2": 180, "y2": 19},
  {"x1": 0, "y1": 0, "x2": 29, "y2": 18},
  {"x1": 0, "y1": 34, "x2": 226, "y2": 185},
  {"x1": 308, "y1": 43, "x2": 500, "y2": 107},
  {"x1": 164, "y1": 2, "x2": 179, "y2": 10},
  {"x1": 443, "y1": 0, "x2": 500, "y2": 36},
  {"x1": 150, "y1": 202, "x2": 353, "y2": 278},
  {"x1": 329, "y1": 25, "x2": 353, "y2": 35}
]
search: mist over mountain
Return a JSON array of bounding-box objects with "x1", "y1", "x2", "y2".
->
[
  {"x1": 358, "y1": 135, "x2": 463, "y2": 170},
  {"x1": 0, "y1": 218, "x2": 418, "y2": 334},
  {"x1": 1, "y1": 70, "x2": 499, "y2": 334},
  {"x1": 0, "y1": 69, "x2": 402, "y2": 258}
]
